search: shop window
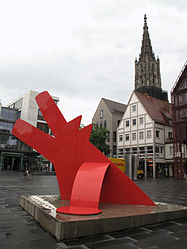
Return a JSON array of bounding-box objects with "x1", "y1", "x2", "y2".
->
[
  {"x1": 139, "y1": 147, "x2": 145, "y2": 154},
  {"x1": 125, "y1": 148, "x2": 130, "y2": 154},
  {"x1": 113, "y1": 146, "x2": 117, "y2": 157},
  {"x1": 147, "y1": 146, "x2": 153, "y2": 153},
  {"x1": 132, "y1": 147, "x2": 137, "y2": 154}
]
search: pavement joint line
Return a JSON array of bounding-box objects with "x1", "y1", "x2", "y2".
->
[{"x1": 1, "y1": 173, "x2": 187, "y2": 248}]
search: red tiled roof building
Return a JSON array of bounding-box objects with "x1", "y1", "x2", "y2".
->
[{"x1": 171, "y1": 61, "x2": 187, "y2": 179}]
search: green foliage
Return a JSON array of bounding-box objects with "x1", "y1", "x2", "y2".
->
[{"x1": 89, "y1": 124, "x2": 110, "y2": 156}]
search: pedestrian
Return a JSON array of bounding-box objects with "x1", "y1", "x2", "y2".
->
[{"x1": 25, "y1": 167, "x2": 30, "y2": 177}]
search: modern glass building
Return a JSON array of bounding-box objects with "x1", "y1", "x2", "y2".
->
[{"x1": 0, "y1": 90, "x2": 59, "y2": 172}]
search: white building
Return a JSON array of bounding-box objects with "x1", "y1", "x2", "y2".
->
[
  {"x1": 7, "y1": 90, "x2": 59, "y2": 131},
  {"x1": 92, "y1": 98, "x2": 126, "y2": 157},
  {"x1": 4, "y1": 90, "x2": 59, "y2": 171},
  {"x1": 117, "y1": 91, "x2": 173, "y2": 178}
]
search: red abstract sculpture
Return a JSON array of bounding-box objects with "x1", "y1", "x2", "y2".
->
[{"x1": 12, "y1": 91, "x2": 155, "y2": 215}]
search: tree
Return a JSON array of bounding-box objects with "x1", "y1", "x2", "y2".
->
[{"x1": 89, "y1": 124, "x2": 110, "y2": 156}]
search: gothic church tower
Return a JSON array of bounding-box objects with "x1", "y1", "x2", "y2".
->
[{"x1": 135, "y1": 15, "x2": 168, "y2": 100}]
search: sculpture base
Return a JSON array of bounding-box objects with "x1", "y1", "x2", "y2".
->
[
  {"x1": 19, "y1": 195, "x2": 187, "y2": 240},
  {"x1": 57, "y1": 206, "x2": 102, "y2": 215}
]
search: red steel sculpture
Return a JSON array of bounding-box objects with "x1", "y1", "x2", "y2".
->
[{"x1": 12, "y1": 91, "x2": 155, "y2": 215}]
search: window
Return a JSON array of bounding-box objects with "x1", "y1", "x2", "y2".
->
[
  {"x1": 132, "y1": 133, "x2": 136, "y2": 141},
  {"x1": 125, "y1": 148, "x2": 130, "y2": 154},
  {"x1": 139, "y1": 117, "x2": 144, "y2": 125},
  {"x1": 139, "y1": 147, "x2": 145, "y2": 154},
  {"x1": 104, "y1": 120, "x2": 107, "y2": 128},
  {"x1": 100, "y1": 121, "x2": 103, "y2": 127},
  {"x1": 113, "y1": 146, "x2": 117, "y2": 157},
  {"x1": 1, "y1": 108, "x2": 20, "y2": 122},
  {"x1": 169, "y1": 146, "x2": 173, "y2": 154},
  {"x1": 118, "y1": 149, "x2": 123, "y2": 156},
  {"x1": 147, "y1": 146, "x2": 153, "y2": 153},
  {"x1": 107, "y1": 131, "x2": 110, "y2": 142},
  {"x1": 119, "y1": 135, "x2": 123, "y2": 142},
  {"x1": 100, "y1": 110, "x2": 103, "y2": 119},
  {"x1": 132, "y1": 105, "x2": 136, "y2": 112},
  {"x1": 132, "y1": 119, "x2": 136, "y2": 126},
  {"x1": 160, "y1": 147, "x2": 163, "y2": 153},
  {"x1": 126, "y1": 120, "x2": 129, "y2": 127},
  {"x1": 125, "y1": 134, "x2": 129, "y2": 141},
  {"x1": 147, "y1": 130, "x2": 152, "y2": 139},
  {"x1": 0, "y1": 121, "x2": 14, "y2": 133},
  {"x1": 132, "y1": 147, "x2": 137, "y2": 154},
  {"x1": 14, "y1": 98, "x2": 23, "y2": 109},
  {"x1": 156, "y1": 130, "x2": 160, "y2": 138},
  {"x1": 155, "y1": 146, "x2": 159, "y2": 153},
  {"x1": 139, "y1": 131, "x2": 144, "y2": 140},
  {"x1": 37, "y1": 122, "x2": 49, "y2": 134},
  {"x1": 168, "y1": 132, "x2": 173, "y2": 139},
  {"x1": 38, "y1": 109, "x2": 45, "y2": 121},
  {"x1": 117, "y1": 120, "x2": 121, "y2": 126},
  {"x1": 113, "y1": 131, "x2": 117, "y2": 142}
]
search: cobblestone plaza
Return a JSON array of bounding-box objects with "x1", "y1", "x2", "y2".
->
[{"x1": 0, "y1": 172, "x2": 187, "y2": 248}]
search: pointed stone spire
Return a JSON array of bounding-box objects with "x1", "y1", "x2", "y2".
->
[
  {"x1": 134, "y1": 15, "x2": 167, "y2": 100},
  {"x1": 140, "y1": 14, "x2": 154, "y2": 58}
]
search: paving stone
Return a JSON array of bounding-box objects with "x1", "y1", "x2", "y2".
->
[
  {"x1": 0, "y1": 172, "x2": 187, "y2": 249},
  {"x1": 85, "y1": 237, "x2": 138, "y2": 249},
  {"x1": 108, "y1": 227, "x2": 151, "y2": 239},
  {"x1": 134, "y1": 234, "x2": 179, "y2": 248},
  {"x1": 64, "y1": 235, "x2": 113, "y2": 246}
]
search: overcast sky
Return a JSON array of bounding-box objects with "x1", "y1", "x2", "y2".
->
[{"x1": 0, "y1": 0, "x2": 186, "y2": 125}]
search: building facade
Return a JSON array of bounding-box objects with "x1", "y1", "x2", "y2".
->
[
  {"x1": 117, "y1": 91, "x2": 173, "y2": 178},
  {"x1": 0, "y1": 90, "x2": 59, "y2": 171},
  {"x1": 117, "y1": 15, "x2": 173, "y2": 178},
  {"x1": 0, "y1": 105, "x2": 38, "y2": 171},
  {"x1": 92, "y1": 98, "x2": 126, "y2": 157},
  {"x1": 171, "y1": 61, "x2": 187, "y2": 179}
]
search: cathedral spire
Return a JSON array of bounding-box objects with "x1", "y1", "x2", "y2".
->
[
  {"x1": 140, "y1": 14, "x2": 154, "y2": 58},
  {"x1": 134, "y1": 15, "x2": 167, "y2": 100}
]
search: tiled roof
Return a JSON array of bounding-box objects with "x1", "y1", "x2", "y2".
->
[
  {"x1": 135, "y1": 91, "x2": 171, "y2": 125},
  {"x1": 102, "y1": 98, "x2": 127, "y2": 115}
]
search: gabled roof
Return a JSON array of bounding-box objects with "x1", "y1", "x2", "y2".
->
[
  {"x1": 134, "y1": 91, "x2": 171, "y2": 125},
  {"x1": 171, "y1": 60, "x2": 187, "y2": 94},
  {"x1": 102, "y1": 98, "x2": 127, "y2": 115}
]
